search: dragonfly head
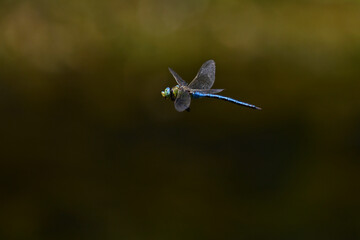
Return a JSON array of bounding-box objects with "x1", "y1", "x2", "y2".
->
[
  {"x1": 161, "y1": 85, "x2": 179, "y2": 101},
  {"x1": 161, "y1": 87, "x2": 171, "y2": 99}
]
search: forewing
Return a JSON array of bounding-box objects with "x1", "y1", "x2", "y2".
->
[
  {"x1": 174, "y1": 90, "x2": 191, "y2": 112},
  {"x1": 188, "y1": 60, "x2": 215, "y2": 89},
  {"x1": 168, "y1": 67, "x2": 188, "y2": 86}
]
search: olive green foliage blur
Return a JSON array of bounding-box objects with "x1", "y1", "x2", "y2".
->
[{"x1": 0, "y1": 0, "x2": 359, "y2": 239}]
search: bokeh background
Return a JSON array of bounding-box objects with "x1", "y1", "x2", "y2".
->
[{"x1": 1, "y1": 0, "x2": 359, "y2": 239}]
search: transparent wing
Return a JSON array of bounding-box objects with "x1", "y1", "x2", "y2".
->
[
  {"x1": 174, "y1": 90, "x2": 191, "y2": 112},
  {"x1": 188, "y1": 60, "x2": 215, "y2": 89},
  {"x1": 168, "y1": 67, "x2": 188, "y2": 86},
  {"x1": 190, "y1": 89, "x2": 224, "y2": 94}
]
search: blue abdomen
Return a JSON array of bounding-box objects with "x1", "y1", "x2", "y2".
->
[{"x1": 191, "y1": 92, "x2": 261, "y2": 110}]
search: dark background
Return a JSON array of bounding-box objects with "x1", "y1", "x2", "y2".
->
[{"x1": 0, "y1": 0, "x2": 359, "y2": 239}]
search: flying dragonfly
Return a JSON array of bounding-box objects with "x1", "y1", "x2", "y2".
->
[{"x1": 161, "y1": 60, "x2": 261, "y2": 112}]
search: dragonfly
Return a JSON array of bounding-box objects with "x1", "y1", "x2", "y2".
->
[{"x1": 161, "y1": 60, "x2": 261, "y2": 112}]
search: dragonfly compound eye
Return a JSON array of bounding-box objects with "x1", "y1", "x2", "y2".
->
[{"x1": 161, "y1": 87, "x2": 171, "y2": 99}]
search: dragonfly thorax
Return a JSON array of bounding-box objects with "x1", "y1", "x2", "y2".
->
[{"x1": 161, "y1": 85, "x2": 179, "y2": 101}]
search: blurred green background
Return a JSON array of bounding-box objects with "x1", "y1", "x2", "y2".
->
[{"x1": 0, "y1": 0, "x2": 359, "y2": 239}]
